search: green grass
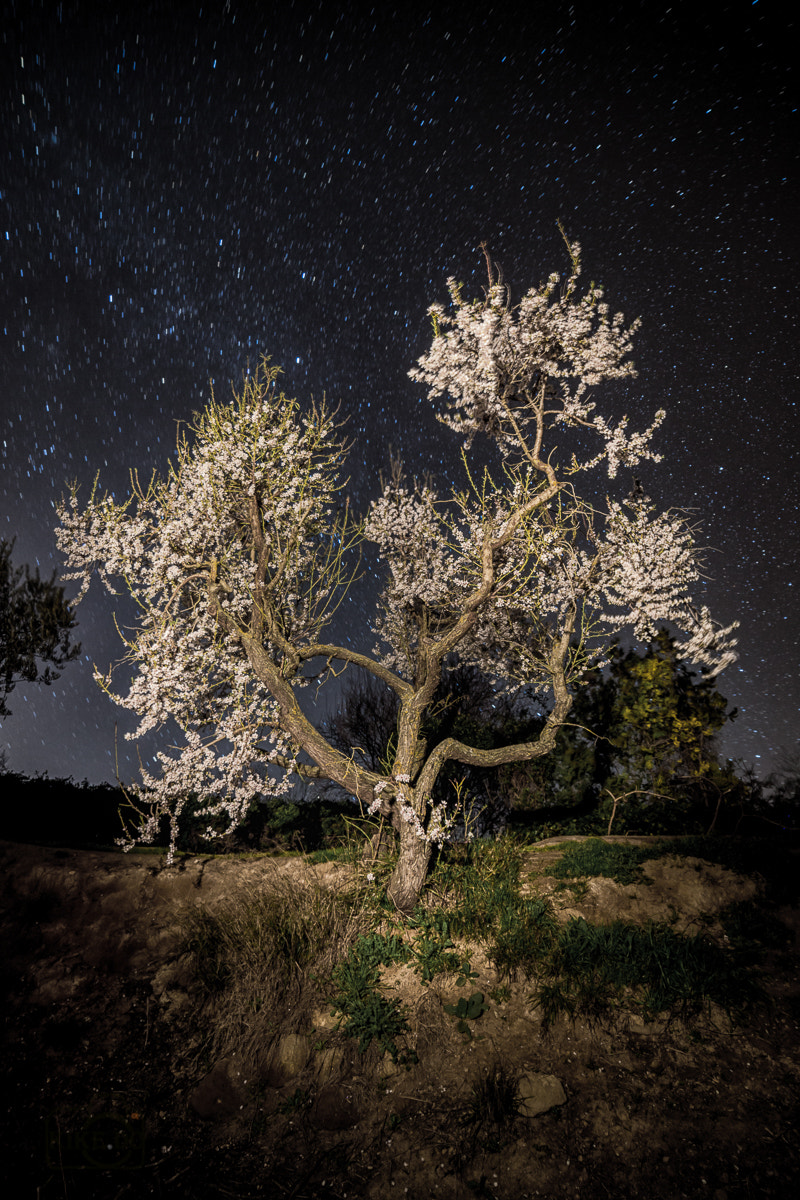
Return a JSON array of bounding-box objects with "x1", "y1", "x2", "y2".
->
[
  {"x1": 549, "y1": 838, "x2": 652, "y2": 885},
  {"x1": 490, "y1": 897, "x2": 559, "y2": 979},
  {"x1": 305, "y1": 844, "x2": 354, "y2": 864},
  {"x1": 426, "y1": 838, "x2": 525, "y2": 936},
  {"x1": 549, "y1": 835, "x2": 799, "y2": 905},
  {"x1": 540, "y1": 915, "x2": 760, "y2": 1024}
]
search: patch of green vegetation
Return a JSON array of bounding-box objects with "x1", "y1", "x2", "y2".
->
[
  {"x1": 427, "y1": 838, "x2": 524, "y2": 937},
  {"x1": 546, "y1": 834, "x2": 799, "y2": 908},
  {"x1": 443, "y1": 990, "x2": 488, "y2": 1036},
  {"x1": 305, "y1": 845, "x2": 352, "y2": 864},
  {"x1": 490, "y1": 897, "x2": 559, "y2": 979},
  {"x1": 533, "y1": 915, "x2": 761, "y2": 1027},
  {"x1": 550, "y1": 838, "x2": 652, "y2": 885},
  {"x1": 329, "y1": 932, "x2": 415, "y2": 1062},
  {"x1": 406, "y1": 910, "x2": 476, "y2": 984},
  {"x1": 467, "y1": 873, "x2": 763, "y2": 1027}
]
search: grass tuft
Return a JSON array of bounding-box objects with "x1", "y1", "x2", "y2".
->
[
  {"x1": 179, "y1": 870, "x2": 370, "y2": 1068},
  {"x1": 534, "y1": 915, "x2": 762, "y2": 1026},
  {"x1": 462, "y1": 1063, "x2": 522, "y2": 1155}
]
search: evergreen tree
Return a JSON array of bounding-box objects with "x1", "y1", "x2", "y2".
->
[
  {"x1": 0, "y1": 538, "x2": 80, "y2": 718},
  {"x1": 569, "y1": 630, "x2": 738, "y2": 833}
]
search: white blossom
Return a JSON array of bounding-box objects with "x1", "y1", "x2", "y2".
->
[{"x1": 56, "y1": 360, "x2": 357, "y2": 859}]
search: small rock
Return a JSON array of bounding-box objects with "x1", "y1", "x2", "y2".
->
[
  {"x1": 517, "y1": 1072, "x2": 566, "y2": 1117},
  {"x1": 310, "y1": 1006, "x2": 339, "y2": 1034},
  {"x1": 265, "y1": 1033, "x2": 311, "y2": 1086},
  {"x1": 380, "y1": 1056, "x2": 404, "y2": 1080}
]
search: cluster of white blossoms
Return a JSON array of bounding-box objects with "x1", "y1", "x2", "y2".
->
[
  {"x1": 408, "y1": 237, "x2": 660, "y2": 481},
  {"x1": 56, "y1": 361, "x2": 350, "y2": 860},
  {"x1": 598, "y1": 499, "x2": 738, "y2": 675},
  {"x1": 370, "y1": 236, "x2": 737, "y2": 685},
  {"x1": 367, "y1": 775, "x2": 458, "y2": 848},
  {"x1": 364, "y1": 467, "x2": 589, "y2": 684}
]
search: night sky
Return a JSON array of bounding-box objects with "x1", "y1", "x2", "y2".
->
[{"x1": 1, "y1": 0, "x2": 797, "y2": 789}]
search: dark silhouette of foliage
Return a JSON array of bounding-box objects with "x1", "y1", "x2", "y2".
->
[
  {"x1": 0, "y1": 771, "x2": 126, "y2": 846},
  {"x1": 504, "y1": 630, "x2": 742, "y2": 836},
  {"x1": 323, "y1": 661, "x2": 545, "y2": 833},
  {"x1": 0, "y1": 538, "x2": 80, "y2": 717}
]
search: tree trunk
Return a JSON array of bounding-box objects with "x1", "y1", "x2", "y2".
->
[{"x1": 386, "y1": 821, "x2": 432, "y2": 912}]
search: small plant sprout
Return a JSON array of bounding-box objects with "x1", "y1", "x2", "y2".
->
[{"x1": 443, "y1": 990, "x2": 489, "y2": 1037}]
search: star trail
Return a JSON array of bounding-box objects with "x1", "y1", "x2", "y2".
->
[{"x1": 1, "y1": 0, "x2": 797, "y2": 785}]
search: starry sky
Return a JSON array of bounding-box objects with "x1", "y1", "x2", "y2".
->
[{"x1": 1, "y1": 0, "x2": 797, "y2": 788}]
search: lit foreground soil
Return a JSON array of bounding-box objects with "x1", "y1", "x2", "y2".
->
[{"x1": 1, "y1": 837, "x2": 798, "y2": 1199}]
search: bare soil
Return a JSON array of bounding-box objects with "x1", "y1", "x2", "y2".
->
[{"x1": 1, "y1": 836, "x2": 798, "y2": 1199}]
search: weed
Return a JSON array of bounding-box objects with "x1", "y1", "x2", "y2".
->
[
  {"x1": 182, "y1": 884, "x2": 341, "y2": 992},
  {"x1": 428, "y1": 838, "x2": 524, "y2": 937},
  {"x1": 553, "y1": 876, "x2": 589, "y2": 903},
  {"x1": 329, "y1": 932, "x2": 413, "y2": 1061},
  {"x1": 349, "y1": 930, "x2": 410, "y2": 973},
  {"x1": 305, "y1": 845, "x2": 350, "y2": 864},
  {"x1": 463, "y1": 1064, "x2": 521, "y2": 1153},
  {"x1": 443, "y1": 990, "x2": 488, "y2": 1036},
  {"x1": 407, "y1": 910, "x2": 471, "y2": 983},
  {"x1": 332, "y1": 987, "x2": 411, "y2": 1061},
  {"x1": 490, "y1": 897, "x2": 558, "y2": 979},
  {"x1": 534, "y1": 916, "x2": 762, "y2": 1026}
]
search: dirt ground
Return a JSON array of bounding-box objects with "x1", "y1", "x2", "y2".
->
[{"x1": 1, "y1": 836, "x2": 798, "y2": 1199}]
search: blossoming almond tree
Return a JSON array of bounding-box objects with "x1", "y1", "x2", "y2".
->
[{"x1": 55, "y1": 231, "x2": 738, "y2": 911}]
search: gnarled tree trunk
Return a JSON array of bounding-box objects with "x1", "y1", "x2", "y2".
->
[{"x1": 386, "y1": 820, "x2": 432, "y2": 912}]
